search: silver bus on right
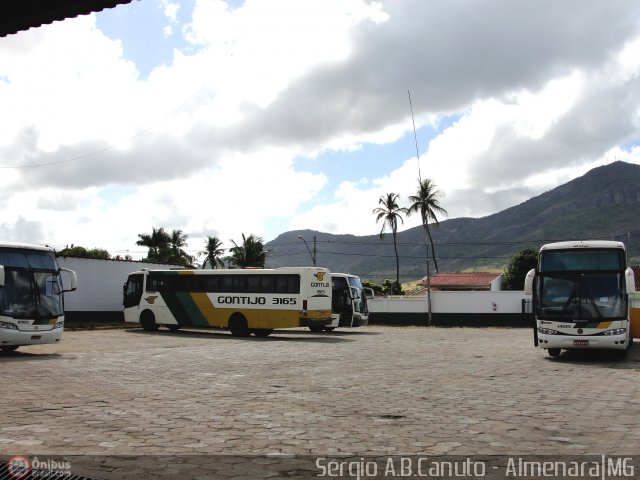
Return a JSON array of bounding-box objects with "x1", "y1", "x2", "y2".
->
[
  {"x1": 309, "y1": 272, "x2": 372, "y2": 332},
  {"x1": 524, "y1": 240, "x2": 636, "y2": 357}
]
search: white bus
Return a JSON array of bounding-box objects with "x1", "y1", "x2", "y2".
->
[
  {"x1": 0, "y1": 242, "x2": 77, "y2": 352},
  {"x1": 123, "y1": 267, "x2": 333, "y2": 337},
  {"x1": 524, "y1": 240, "x2": 636, "y2": 357},
  {"x1": 310, "y1": 273, "x2": 372, "y2": 332}
]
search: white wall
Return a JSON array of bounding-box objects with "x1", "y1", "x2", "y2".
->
[
  {"x1": 57, "y1": 257, "x2": 179, "y2": 312},
  {"x1": 369, "y1": 291, "x2": 528, "y2": 314}
]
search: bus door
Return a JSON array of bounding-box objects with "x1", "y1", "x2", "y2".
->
[
  {"x1": 123, "y1": 274, "x2": 144, "y2": 309},
  {"x1": 331, "y1": 276, "x2": 353, "y2": 326}
]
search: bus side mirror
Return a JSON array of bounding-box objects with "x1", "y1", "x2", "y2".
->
[
  {"x1": 0, "y1": 266, "x2": 4, "y2": 287},
  {"x1": 625, "y1": 267, "x2": 636, "y2": 294},
  {"x1": 364, "y1": 287, "x2": 375, "y2": 299},
  {"x1": 524, "y1": 269, "x2": 536, "y2": 295},
  {"x1": 60, "y1": 268, "x2": 78, "y2": 292}
]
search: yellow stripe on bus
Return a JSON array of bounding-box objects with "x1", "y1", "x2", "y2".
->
[{"x1": 597, "y1": 321, "x2": 612, "y2": 329}]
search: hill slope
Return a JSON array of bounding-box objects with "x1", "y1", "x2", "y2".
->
[{"x1": 266, "y1": 161, "x2": 640, "y2": 282}]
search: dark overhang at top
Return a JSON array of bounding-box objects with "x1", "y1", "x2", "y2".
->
[{"x1": 1, "y1": 1, "x2": 135, "y2": 38}]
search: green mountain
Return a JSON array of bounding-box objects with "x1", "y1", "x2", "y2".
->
[{"x1": 265, "y1": 161, "x2": 640, "y2": 282}]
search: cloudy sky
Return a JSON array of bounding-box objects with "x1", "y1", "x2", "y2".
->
[{"x1": 1, "y1": 0, "x2": 639, "y2": 260}]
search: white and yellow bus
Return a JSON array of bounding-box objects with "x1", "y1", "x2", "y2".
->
[
  {"x1": 0, "y1": 242, "x2": 77, "y2": 352},
  {"x1": 524, "y1": 240, "x2": 636, "y2": 357},
  {"x1": 123, "y1": 267, "x2": 333, "y2": 337}
]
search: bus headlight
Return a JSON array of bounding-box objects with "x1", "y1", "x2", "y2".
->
[
  {"x1": 53, "y1": 321, "x2": 64, "y2": 329},
  {"x1": 603, "y1": 328, "x2": 626, "y2": 336},
  {"x1": 538, "y1": 327, "x2": 558, "y2": 335},
  {"x1": 0, "y1": 321, "x2": 18, "y2": 330}
]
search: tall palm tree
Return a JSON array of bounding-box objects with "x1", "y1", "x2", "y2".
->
[
  {"x1": 136, "y1": 227, "x2": 170, "y2": 262},
  {"x1": 168, "y1": 229, "x2": 192, "y2": 266},
  {"x1": 229, "y1": 233, "x2": 267, "y2": 268},
  {"x1": 407, "y1": 178, "x2": 448, "y2": 273},
  {"x1": 200, "y1": 236, "x2": 225, "y2": 269},
  {"x1": 373, "y1": 193, "x2": 407, "y2": 293}
]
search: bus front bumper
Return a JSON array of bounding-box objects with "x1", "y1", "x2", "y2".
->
[
  {"x1": 538, "y1": 332, "x2": 629, "y2": 350},
  {"x1": 0, "y1": 327, "x2": 63, "y2": 347}
]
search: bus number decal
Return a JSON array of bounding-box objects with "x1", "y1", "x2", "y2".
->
[{"x1": 273, "y1": 298, "x2": 297, "y2": 305}]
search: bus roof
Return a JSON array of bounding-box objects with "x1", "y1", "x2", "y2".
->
[
  {"x1": 540, "y1": 240, "x2": 625, "y2": 252},
  {"x1": 0, "y1": 241, "x2": 54, "y2": 252},
  {"x1": 131, "y1": 266, "x2": 329, "y2": 275}
]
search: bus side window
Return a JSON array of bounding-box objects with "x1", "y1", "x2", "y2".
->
[
  {"x1": 220, "y1": 276, "x2": 233, "y2": 293},
  {"x1": 260, "y1": 276, "x2": 274, "y2": 293},
  {"x1": 246, "y1": 276, "x2": 260, "y2": 293},
  {"x1": 203, "y1": 276, "x2": 218, "y2": 291},
  {"x1": 232, "y1": 276, "x2": 246, "y2": 293},
  {"x1": 275, "y1": 276, "x2": 288, "y2": 293},
  {"x1": 288, "y1": 275, "x2": 300, "y2": 294}
]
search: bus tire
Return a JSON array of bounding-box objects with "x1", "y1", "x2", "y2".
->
[
  {"x1": 0, "y1": 346, "x2": 18, "y2": 352},
  {"x1": 229, "y1": 314, "x2": 250, "y2": 337},
  {"x1": 140, "y1": 311, "x2": 159, "y2": 332},
  {"x1": 547, "y1": 348, "x2": 561, "y2": 357},
  {"x1": 323, "y1": 327, "x2": 336, "y2": 332},
  {"x1": 308, "y1": 325, "x2": 324, "y2": 333},
  {"x1": 252, "y1": 329, "x2": 273, "y2": 338},
  {"x1": 167, "y1": 324, "x2": 180, "y2": 332}
]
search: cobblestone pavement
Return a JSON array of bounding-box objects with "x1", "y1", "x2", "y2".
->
[{"x1": 1, "y1": 326, "x2": 639, "y2": 478}]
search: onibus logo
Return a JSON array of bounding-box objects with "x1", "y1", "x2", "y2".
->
[
  {"x1": 7, "y1": 455, "x2": 30, "y2": 479},
  {"x1": 314, "y1": 272, "x2": 325, "y2": 282}
]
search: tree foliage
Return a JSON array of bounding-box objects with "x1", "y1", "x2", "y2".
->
[
  {"x1": 57, "y1": 245, "x2": 110, "y2": 259},
  {"x1": 229, "y1": 233, "x2": 266, "y2": 268},
  {"x1": 502, "y1": 248, "x2": 539, "y2": 290},
  {"x1": 407, "y1": 178, "x2": 447, "y2": 273},
  {"x1": 200, "y1": 236, "x2": 226, "y2": 269},
  {"x1": 373, "y1": 192, "x2": 407, "y2": 294},
  {"x1": 136, "y1": 227, "x2": 194, "y2": 266}
]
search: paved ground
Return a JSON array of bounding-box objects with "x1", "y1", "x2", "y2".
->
[{"x1": 1, "y1": 326, "x2": 639, "y2": 478}]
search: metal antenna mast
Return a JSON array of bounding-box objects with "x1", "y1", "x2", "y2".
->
[
  {"x1": 408, "y1": 90, "x2": 422, "y2": 183},
  {"x1": 408, "y1": 90, "x2": 432, "y2": 326}
]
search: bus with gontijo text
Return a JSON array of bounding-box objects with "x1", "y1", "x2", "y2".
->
[
  {"x1": 0, "y1": 242, "x2": 77, "y2": 352},
  {"x1": 524, "y1": 240, "x2": 636, "y2": 357},
  {"x1": 123, "y1": 267, "x2": 333, "y2": 337}
]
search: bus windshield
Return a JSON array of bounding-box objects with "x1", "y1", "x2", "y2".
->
[
  {"x1": 0, "y1": 269, "x2": 64, "y2": 319},
  {"x1": 536, "y1": 271, "x2": 626, "y2": 320}
]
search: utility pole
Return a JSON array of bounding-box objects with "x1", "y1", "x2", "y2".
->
[{"x1": 298, "y1": 235, "x2": 317, "y2": 266}]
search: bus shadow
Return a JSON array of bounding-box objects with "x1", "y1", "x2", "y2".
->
[
  {"x1": 546, "y1": 344, "x2": 640, "y2": 369},
  {"x1": 125, "y1": 328, "x2": 355, "y2": 343},
  {"x1": 0, "y1": 351, "x2": 63, "y2": 361}
]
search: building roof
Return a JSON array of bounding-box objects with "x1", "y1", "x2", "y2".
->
[
  {"x1": 421, "y1": 272, "x2": 501, "y2": 290},
  {"x1": 1, "y1": 1, "x2": 135, "y2": 37}
]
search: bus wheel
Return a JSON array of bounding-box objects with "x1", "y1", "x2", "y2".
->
[
  {"x1": 0, "y1": 346, "x2": 18, "y2": 352},
  {"x1": 167, "y1": 325, "x2": 180, "y2": 332},
  {"x1": 252, "y1": 329, "x2": 273, "y2": 338},
  {"x1": 547, "y1": 348, "x2": 561, "y2": 357},
  {"x1": 229, "y1": 314, "x2": 250, "y2": 337},
  {"x1": 140, "y1": 311, "x2": 159, "y2": 332},
  {"x1": 323, "y1": 327, "x2": 336, "y2": 332},
  {"x1": 309, "y1": 325, "x2": 324, "y2": 333}
]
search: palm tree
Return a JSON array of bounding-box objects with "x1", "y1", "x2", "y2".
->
[
  {"x1": 168, "y1": 229, "x2": 193, "y2": 266},
  {"x1": 136, "y1": 227, "x2": 171, "y2": 262},
  {"x1": 200, "y1": 236, "x2": 225, "y2": 269},
  {"x1": 373, "y1": 193, "x2": 407, "y2": 294},
  {"x1": 407, "y1": 178, "x2": 448, "y2": 273},
  {"x1": 229, "y1": 233, "x2": 267, "y2": 268}
]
